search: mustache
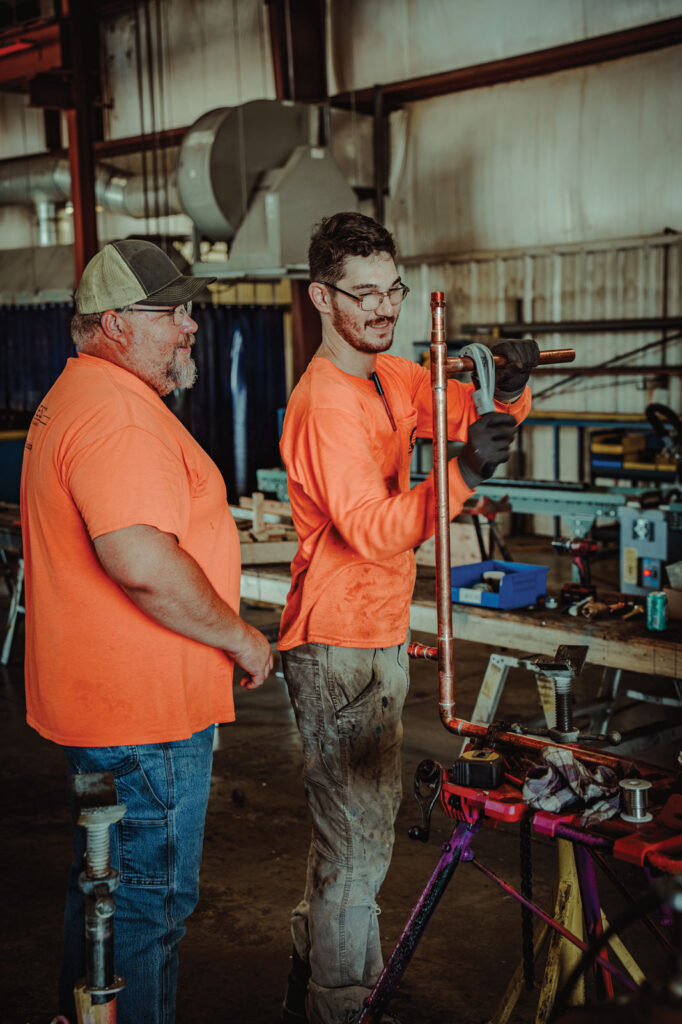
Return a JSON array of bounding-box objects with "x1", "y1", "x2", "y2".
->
[{"x1": 365, "y1": 315, "x2": 395, "y2": 326}]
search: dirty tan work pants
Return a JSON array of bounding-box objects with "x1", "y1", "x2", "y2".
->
[{"x1": 282, "y1": 640, "x2": 410, "y2": 1024}]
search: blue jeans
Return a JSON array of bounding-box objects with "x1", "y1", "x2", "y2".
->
[
  {"x1": 282, "y1": 642, "x2": 409, "y2": 1024},
  {"x1": 59, "y1": 724, "x2": 215, "y2": 1024}
]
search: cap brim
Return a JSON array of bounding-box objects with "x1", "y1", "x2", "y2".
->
[{"x1": 146, "y1": 273, "x2": 216, "y2": 305}]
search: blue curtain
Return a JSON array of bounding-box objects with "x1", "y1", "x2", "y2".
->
[
  {"x1": 0, "y1": 302, "x2": 286, "y2": 502},
  {"x1": 0, "y1": 304, "x2": 75, "y2": 420}
]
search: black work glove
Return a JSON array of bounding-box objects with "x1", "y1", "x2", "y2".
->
[
  {"x1": 493, "y1": 338, "x2": 540, "y2": 399},
  {"x1": 458, "y1": 412, "x2": 517, "y2": 488}
]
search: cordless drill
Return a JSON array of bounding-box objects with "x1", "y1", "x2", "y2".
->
[{"x1": 552, "y1": 538, "x2": 599, "y2": 605}]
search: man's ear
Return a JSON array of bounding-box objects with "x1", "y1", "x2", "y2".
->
[
  {"x1": 308, "y1": 281, "x2": 332, "y2": 315},
  {"x1": 99, "y1": 310, "x2": 127, "y2": 344}
]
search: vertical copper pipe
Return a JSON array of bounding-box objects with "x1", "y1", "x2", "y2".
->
[
  {"x1": 425, "y1": 315, "x2": 657, "y2": 774},
  {"x1": 429, "y1": 292, "x2": 455, "y2": 721}
]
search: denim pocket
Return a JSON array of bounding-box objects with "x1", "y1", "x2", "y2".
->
[
  {"x1": 118, "y1": 815, "x2": 169, "y2": 887},
  {"x1": 116, "y1": 754, "x2": 170, "y2": 887}
]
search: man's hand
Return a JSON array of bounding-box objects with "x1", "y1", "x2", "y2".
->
[
  {"x1": 458, "y1": 412, "x2": 517, "y2": 488},
  {"x1": 232, "y1": 623, "x2": 274, "y2": 690},
  {"x1": 493, "y1": 338, "x2": 540, "y2": 397}
]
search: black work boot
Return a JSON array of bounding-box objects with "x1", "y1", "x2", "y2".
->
[{"x1": 281, "y1": 946, "x2": 311, "y2": 1024}]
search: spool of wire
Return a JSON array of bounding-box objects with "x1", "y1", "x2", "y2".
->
[{"x1": 619, "y1": 778, "x2": 653, "y2": 823}]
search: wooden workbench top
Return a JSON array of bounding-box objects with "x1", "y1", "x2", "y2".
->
[
  {"x1": 241, "y1": 563, "x2": 682, "y2": 680},
  {"x1": 412, "y1": 568, "x2": 681, "y2": 677}
]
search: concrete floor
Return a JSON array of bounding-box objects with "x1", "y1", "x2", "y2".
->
[{"x1": 1, "y1": 542, "x2": 680, "y2": 1024}]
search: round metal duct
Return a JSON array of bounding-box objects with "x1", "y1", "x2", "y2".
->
[{"x1": 176, "y1": 99, "x2": 313, "y2": 242}]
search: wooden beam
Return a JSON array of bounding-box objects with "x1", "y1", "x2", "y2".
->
[
  {"x1": 239, "y1": 540, "x2": 299, "y2": 565},
  {"x1": 238, "y1": 496, "x2": 293, "y2": 518}
]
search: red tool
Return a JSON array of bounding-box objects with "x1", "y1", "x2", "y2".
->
[{"x1": 552, "y1": 537, "x2": 600, "y2": 605}]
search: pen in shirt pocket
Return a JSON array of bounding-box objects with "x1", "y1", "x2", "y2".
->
[{"x1": 370, "y1": 371, "x2": 397, "y2": 431}]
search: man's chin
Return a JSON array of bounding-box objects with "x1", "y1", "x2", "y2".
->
[
  {"x1": 351, "y1": 332, "x2": 394, "y2": 355},
  {"x1": 169, "y1": 358, "x2": 198, "y2": 391}
]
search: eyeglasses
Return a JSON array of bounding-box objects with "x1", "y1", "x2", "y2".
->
[
  {"x1": 124, "y1": 302, "x2": 193, "y2": 326},
  {"x1": 322, "y1": 281, "x2": 409, "y2": 312}
]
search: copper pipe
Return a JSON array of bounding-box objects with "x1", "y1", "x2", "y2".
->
[
  {"x1": 430, "y1": 292, "x2": 456, "y2": 722},
  {"x1": 445, "y1": 348, "x2": 574, "y2": 376},
  {"x1": 441, "y1": 717, "x2": 636, "y2": 772},
  {"x1": 425, "y1": 294, "x2": 635, "y2": 772},
  {"x1": 407, "y1": 642, "x2": 438, "y2": 660}
]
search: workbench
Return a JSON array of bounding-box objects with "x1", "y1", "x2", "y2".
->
[
  {"x1": 242, "y1": 563, "x2": 681, "y2": 677},
  {"x1": 241, "y1": 563, "x2": 682, "y2": 753}
]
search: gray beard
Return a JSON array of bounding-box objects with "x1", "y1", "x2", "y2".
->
[{"x1": 167, "y1": 353, "x2": 197, "y2": 391}]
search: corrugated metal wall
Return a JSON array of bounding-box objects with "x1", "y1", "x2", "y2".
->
[
  {"x1": 386, "y1": 46, "x2": 681, "y2": 254},
  {"x1": 398, "y1": 236, "x2": 681, "y2": 405},
  {"x1": 375, "y1": 34, "x2": 682, "y2": 514},
  {"x1": 396, "y1": 233, "x2": 681, "y2": 527}
]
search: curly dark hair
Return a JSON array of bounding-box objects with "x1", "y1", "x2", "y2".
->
[{"x1": 308, "y1": 212, "x2": 397, "y2": 285}]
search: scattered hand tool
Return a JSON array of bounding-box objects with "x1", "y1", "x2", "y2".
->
[{"x1": 580, "y1": 599, "x2": 627, "y2": 621}]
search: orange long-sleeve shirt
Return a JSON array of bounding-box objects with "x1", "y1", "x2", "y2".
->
[{"x1": 278, "y1": 353, "x2": 530, "y2": 651}]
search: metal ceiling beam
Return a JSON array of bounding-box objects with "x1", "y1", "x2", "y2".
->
[
  {"x1": 330, "y1": 16, "x2": 682, "y2": 113},
  {"x1": 266, "y1": 0, "x2": 327, "y2": 381},
  {"x1": 60, "y1": 0, "x2": 100, "y2": 280},
  {"x1": 4, "y1": 14, "x2": 679, "y2": 130},
  {"x1": 0, "y1": 19, "x2": 62, "y2": 88},
  {"x1": 266, "y1": 0, "x2": 327, "y2": 103},
  {"x1": 36, "y1": 15, "x2": 680, "y2": 163},
  {"x1": 0, "y1": 127, "x2": 185, "y2": 165},
  {"x1": 0, "y1": 8, "x2": 101, "y2": 280},
  {"x1": 94, "y1": 127, "x2": 186, "y2": 159}
]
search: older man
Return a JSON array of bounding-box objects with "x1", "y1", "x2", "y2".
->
[
  {"x1": 278, "y1": 212, "x2": 538, "y2": 1024},
  {"x1": 20, "y1": 239, "x2": 273, "y2": 1024}
]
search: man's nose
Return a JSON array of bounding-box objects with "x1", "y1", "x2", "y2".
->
[
  {"x1": 180, "y1": 312, "x2": 198, "y2": 333},
  {"x1": 375, "y1": 292, "x2": 394, "y2": 314}
]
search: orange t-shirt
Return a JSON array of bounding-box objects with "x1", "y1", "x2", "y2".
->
[
  {"x1": 21, "y1": 352, "x2": 241, "y2": 747},
  {"x1": 278, "y1": 353, "x2": 530, "y2": 651}
]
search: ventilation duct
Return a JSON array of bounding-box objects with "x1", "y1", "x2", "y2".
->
[
  {"x1": 177, "y1": 100, "x2": 315, "y2": 241},
  {"x1": 178, "y1": 99, "x2": 359, "y2": 275},
  {"x1": 0, "y1": 99, "x2": 360, "y2": 279},
  {"x1": 0, "y1": 154, "x2": 181, "y2": 232}
]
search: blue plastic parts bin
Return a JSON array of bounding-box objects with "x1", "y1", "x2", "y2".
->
[{"x1": 450, "y1": 559, "x2": 548, "y2": 609}]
